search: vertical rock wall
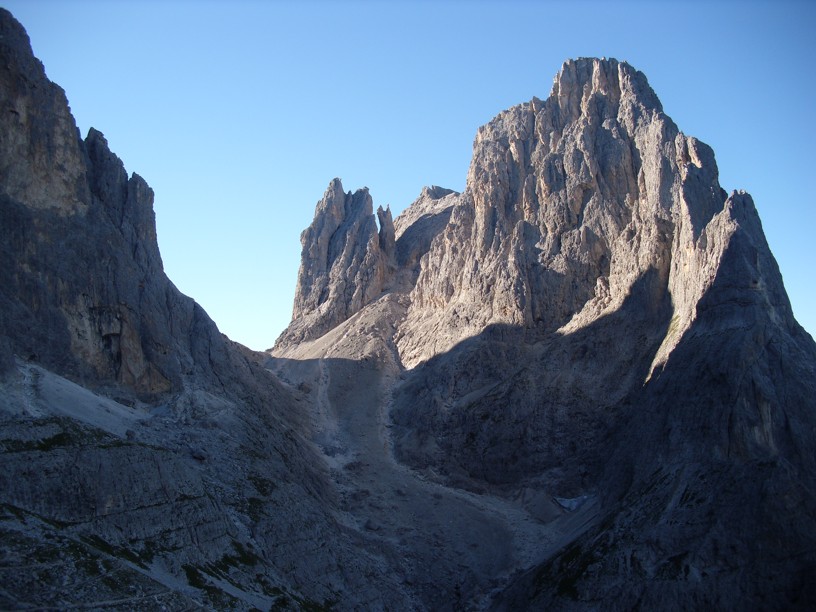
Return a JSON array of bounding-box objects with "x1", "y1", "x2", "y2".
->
[{"x1": 276, "y1": 178, "x2": 395, "y2": 346}]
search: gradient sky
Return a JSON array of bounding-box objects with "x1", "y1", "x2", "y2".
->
[{"x1": 4, "y1": 0, "x2": 815, "y2": 349}]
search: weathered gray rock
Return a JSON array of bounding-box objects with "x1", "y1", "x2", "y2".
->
[
  {"x1": 0, "y1": 8, "x2": 297, "y2": 402},
  {"x1": 492, "y1": 194, "x2": 816, "y2": 611},
  {"x1": 276, "y1": 179, "x2": 396, "y2": 347},
  {"x1": 389, "y1": 58, "x2": 740, "y2": 487},
  {"x1": 3, "y1": 4, "x2": 816, "y2": 608},
  {"x1": 395, "y1": 58, "x2": 729, "y2": 368},
  {"x1": 0, "y1": 10, "x2": 414, "y2": 610},
  {"x1": 281, "y1": 56, "x2": 816, "y2": 609},
  {"x1": 394, "y1": 185, "x2": 459, "y2": 274},
  {"x1": 1, "y1": 9, "x2": 176, "y2": 398}
]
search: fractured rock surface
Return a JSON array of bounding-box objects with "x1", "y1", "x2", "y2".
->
[
  {"x1": 398, "y1": 58, "x2": 728, "y2": 368},
  {"x1": 278, "y1": 57, "x2": 816, "y2": 609},
  {"x1": 2, "y1": 5, "x2": 815, "y2": 610},
  {"x1": 0, "y1": 10, "x2": 411, "y2": 609},
  {"x1": 277, "y1": 179, "x2": 396, "y2": 347}
]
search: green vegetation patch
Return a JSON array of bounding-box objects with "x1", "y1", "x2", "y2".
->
[
  {"x1": 0, "y1": 417, "x2": 116, "y2": 453},
  {"x1": 182, "y1": 563, "x2": 206, "y2": 589}
]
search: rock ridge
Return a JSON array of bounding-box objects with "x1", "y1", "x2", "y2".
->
[
  {"x1": 396, "y1": 56, "x2": 728, "y2": 366},
  {"x1": 1, "y1": 10, "x2": 414, "y2": 610},
  {"x1": 279, "y1": 55, "x2": 816, "y2": 609},
  {"x1": 281, "y1": 58, "x2": 736, "y2": 369},
  {"x1": 276, "y1": 178, "x2": 396, "y2": 347},
  {"x1": 3, "y1": 6, "x2": 816, "y2": 608}
]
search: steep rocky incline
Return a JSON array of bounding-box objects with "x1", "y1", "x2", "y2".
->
[
  {"x1": 388, "y1": 57, "x2": 809, "y2": 495},
  {"x1": 393, "y1": 185, "x2": 460, "y2": 274},
  {"x1": 275, "y1": 182, "x2": 460, "y2": 352},
  {"x1": 0, "y1": 7, "x2": 219, "y2": 399},
  {"x1": 0, "y1": 10, "x2": 414, "y2": 610},
  {"x1": 279, "y1": 57, "x2": 816, "y2": 608},
  {"x1": 276, "y1": 179, "x2": 396, "y2": 347},
  {"x1": 489, "y1": 190, "x2": 816, "y2": 609},
  {"x1": 398, "y1": 58, "x2": 727, "y2": 367},
  {"x1": 3, "y1": 2, "x2": 815, "y2": 607}
]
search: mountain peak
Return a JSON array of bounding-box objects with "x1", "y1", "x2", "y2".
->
[
  {"x1": 553, "y1": 56, "x2": 663, "y2": 116},
  {"x1": 4, "y1": 11, "x2": 814, "y2": 607},
  {"x1": 266, "y1": 50, "x2": 816, "y2": 606},
  {"x1": 276, "y1": 179, "x2": 394, "y2": 348}
]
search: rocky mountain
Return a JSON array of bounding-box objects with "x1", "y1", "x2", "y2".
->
[
  {"x1": 277, "y1": 179, "x2": 396, "y2": 347},
  {"x1": 275, "y1": 58, "x2": 816, "y2": 609},
  {"x1": 0, "y1": 10, "x2": 410, "y2": 609},
  {"x1": 2, "y1": 6, "x2": 815, "y2": 610}
]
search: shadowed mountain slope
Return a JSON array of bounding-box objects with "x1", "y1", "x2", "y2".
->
[
  {"x1": 276, "y1": 57, "x2": 816, "y2": 609},
  {"x1": 1, "y1": 5, "x2": 814, "y2": 608},
  {"x1": 0, "y1": 10, "x2": 416, "y2": 609}
]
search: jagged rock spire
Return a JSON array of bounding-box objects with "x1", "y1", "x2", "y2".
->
[
  {"x1": 396, "y1": 57, "x2": 732, "y2": 366},
  {"x1": 277, "y1": 178, "x2": 395, "y2": 346}
]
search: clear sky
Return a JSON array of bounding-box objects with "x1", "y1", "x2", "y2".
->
[{"x1": 4, "y1": 0, "x2": 815, "y2": 349}]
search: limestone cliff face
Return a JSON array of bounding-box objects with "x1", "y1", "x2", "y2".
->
[
  {"x1": 0, "y1": 8, "x2": 215, "y2": 399},
  {"x1": 393, "y1": 185, "x2": 459, "y2": 272},
  {"x1": 395, "y1": 62, "x2": 816, "y2": 607},
  {"x1": 493, "y1": 189, "x2": 816, "y2": 610},
  {"x1": 276, "y1": 179, "x2": 395, "y2": 346},
  {"x1": 286, "y1": 59, "x2": 748, "y2": 372},
  {"x1": 0, "y1": 13, "x2": 282, "y2": 402},
  {"x1": 397, "y1": 58, "x2": 730, "y2": 366},
  {"x1": 275, "y1": 182, "x2": 459, "y2": 355},
  {"x1": 0, "y1": 11, "x2": 412, "y2": 609},
  {"x1": 3, "y1": 2, "x2": 815, "y2": 605},
  {"x1": 0, "y1": 11, "x2": 87, "y2": 218},
  {"x1": 283, "y1": 57, "x2": 816, "y2": 608}
]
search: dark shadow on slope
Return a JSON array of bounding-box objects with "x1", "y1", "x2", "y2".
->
[
  {"x1": 491, "y1": 202, "x2": 816, "y2": 610},
  {"x1": 390, "y1": 268, "x2": 673, "y2": 497},
  {"x1": 266, "y1": 235, "x2": 816, "y2": 610},
  {"x1": 265, "y1": 351, "x2": 524, "y2": 610},
  {"x1": 264, "y1": 268, "x2": 674, "y2": 608}
]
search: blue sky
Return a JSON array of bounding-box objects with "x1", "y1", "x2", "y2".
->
[{"x1": 4, "y1": 0, "x2": 815, "y2": 349}]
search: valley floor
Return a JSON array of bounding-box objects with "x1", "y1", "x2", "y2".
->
[{"x1": 270, "y1": 331, "x2": 600, "y2": 609}]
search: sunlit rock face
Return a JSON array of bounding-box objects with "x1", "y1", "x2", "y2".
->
[
  {"x1": 276, "y1": 178, "x2": 396, "y2": 347},
  {"x1": 397, "y1": 58, "x2": 733, "y2": 368},
  {"x1": 2, "y1": 2, "x2": 815, "y2": 607},
  {"x1": 387, "y1": 57, "x2": 807, "y2": 489},
  {"x1": 284, "y1": 56, "x2": 816, "y2": 609}
]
